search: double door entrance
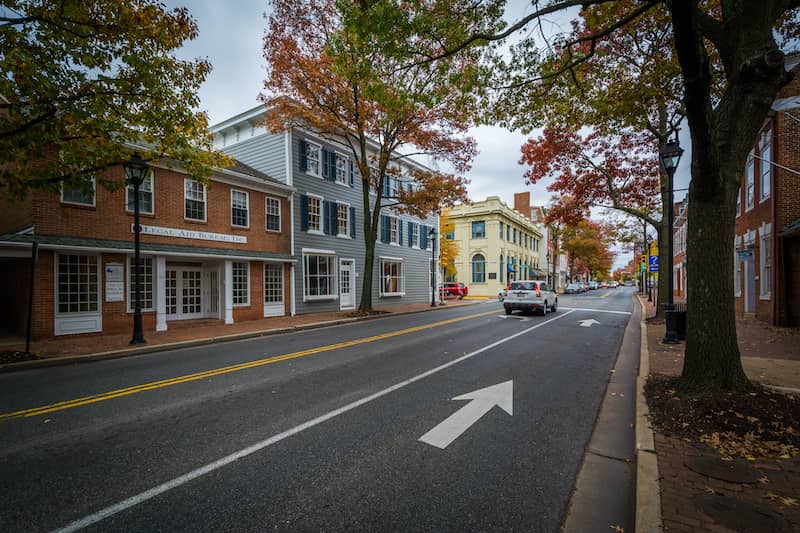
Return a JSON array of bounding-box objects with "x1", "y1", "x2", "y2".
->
[{"x1": 165, "y1": 265, "x2": 219, "y2": 321}]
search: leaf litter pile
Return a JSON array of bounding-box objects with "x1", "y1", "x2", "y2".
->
[{"x1": 646, "y1": 375, "x2": 800, "y2": 460}]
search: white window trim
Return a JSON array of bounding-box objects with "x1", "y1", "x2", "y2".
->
[
  {"x1": 759, "y1": 131, "x2": 772, "y2": 203},
  {"x1": 411, "y1": 222, "x2": 420, "y2": 249},
  {"x1": 334, "y1": 152, "x2": 349, "y2": 186},
  {"x1": 389, "y1": 216, "x2": 400, "y2": 246},
  {"x1": 734, "y1": 241, "x2": 742, "y2": 297},
  {"x1": 232, "y1": 261, "x2": 251, "y2": 307},
  {"x1": 61, "y1": 177, "x2": 96, "y2": 207},
  {"x1": 231, "y1": 189, "x2": 250, "y2": 229},
  {"x1": 379, "y1": 256, "x2": 405, "y2": 297},
  {"x1": 126, "y1": 255, "x2": 154, "y2": 313},
  {"x1": 759, "y1": 228, "x2": 772, "y2": 300},
  {"x1": 184, "y1": 178, "x2": 207, "y2": 222},
  {"x1": 336, "y1": 200, "x2": 351, "y2": 238},
  {"x1": 745, "y1": 151, "x2": 755, "y2": 212},
  {"x1": 736, "y1": 186, "x2": 741, "y2": 218},
  {"x1": 265, "y1": 195, "x2": 282, "y2": 233},
  {"x1": 305, "y1": 140, "x2": 322, "y2": 178},
  {"x1": 54, "y1": 254, "x2": 102, "y2": 316},
  {"x1": 307, "y1": 193, "x2": 323, "y2": 234},
  {"x1": 125, "y1": 171, "x2": 154, "y2": 215},
  {"x1": 302, "y1": 249, "x2": 338, "y2": 301}
]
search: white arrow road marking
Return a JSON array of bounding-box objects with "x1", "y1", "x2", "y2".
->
[
  {"x1": 419, "y1": 381, "x2": 513, "y2": 449},
  {"x1": 578, "y1": 319, "x2": 600, "y2": 328}
]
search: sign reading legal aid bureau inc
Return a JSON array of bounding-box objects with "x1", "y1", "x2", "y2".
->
[{"x1": 131, "y1": 224, "x2": 247, "y2": 244}]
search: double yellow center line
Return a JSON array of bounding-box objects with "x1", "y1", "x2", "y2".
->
[{"x1": 1, "y1": 309, "x2": 498, "y2": 421}]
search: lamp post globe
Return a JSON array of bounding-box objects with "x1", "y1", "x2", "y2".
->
[
  {"x1": 428, "y1": 227, "x2": 437, "y2": 307},
  {"x1": 659, "y1": 138, "x2": 684, "y2": 344},
  {"x1": 125, "y1": 153, "x2": 149, "y2": 345}
]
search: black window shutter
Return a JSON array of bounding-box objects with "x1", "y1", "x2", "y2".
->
[
  {"x1": 329, "y1": 201, "x2": 338, "y2": 233},
  {"x1": 323, "y1": 200, "x2": 331, "y2": 235},
  {"x1": 421, "y1": 225, "x2": 428, "y2": 249},
  {"x1": 349, "y1": 161, "x2": 355, "y2": 186},
  {"x1": 407, "y1": 221, "x2": 413, "y2": 247},
  {"x1": 380, "y1": 215, "x2": 388, "y2": 243},
  {"x1": 398, "y1": 218, "x2": 403, "y2": 244},
  {"x1": 300, "y1": 194, "x2": 308, "y2": 231},
  {"x1": 383, "y1": 177, "x2": 390, "y2": 197},
  {"x1": 350, "y1": 207, "x2": 356, "y2": 238},
  {"x1": 299, "y1": 140, "x2": 308, "y2": 172}
]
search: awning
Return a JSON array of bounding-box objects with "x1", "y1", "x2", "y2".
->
[
  {"x1": 781, "y1": 218, "x2": 800, "y2": 237},
  {"x1": 507, "y1": 265, "x2": 516, "y2": 273}
]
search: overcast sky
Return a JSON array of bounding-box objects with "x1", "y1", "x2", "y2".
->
[{"x1": 167, "y1": 0, "x2": 692, "y2": 268}]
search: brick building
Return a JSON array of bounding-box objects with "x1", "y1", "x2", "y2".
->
[
  {"x1": 0, "y1": 157, "x2": 294, "y2": 339},
  {"x1": 733, "y1": 55, "x2": 800, "y2": 326},
  {"x1": 673, "y1": 198, "x2": 688, "y2": 301}
]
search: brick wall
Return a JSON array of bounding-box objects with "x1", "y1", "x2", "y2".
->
[{"x1": 30, "y1": 165, "x2": 291, "y2": 255}]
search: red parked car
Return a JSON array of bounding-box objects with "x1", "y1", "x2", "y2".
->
[{"x1": 440, "y1": 282, "x2": 468, "y2": 299}]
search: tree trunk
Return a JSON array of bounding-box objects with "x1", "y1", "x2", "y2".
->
[
  {"x1": 359, "y1": 233, "x2": 376, "y2": 313},
  {"x1": 681, "y1": 169, "x2": 750, "y2": 391},
  {"x1": 655, "y1": 222, "x2": 667, "y2": 319}
]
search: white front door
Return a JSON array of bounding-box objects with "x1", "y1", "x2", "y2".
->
[
  {"x1": 165, "y1": 267, "x2": 204, "y2": 320},
  {"x1": 263, "y1": 263, "x2": 285, "y2": 317},
  {"x1": 340, "y1": 259, "x2": 355, "y2": 310}
]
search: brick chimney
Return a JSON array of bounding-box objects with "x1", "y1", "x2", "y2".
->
[{"x1": 514, "y1": 192, "x2": 531, "y2": 220}]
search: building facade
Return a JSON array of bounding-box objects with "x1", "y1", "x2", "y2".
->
[
  {"x1": 673, "y1": 198, "x2": 688, "y2": 301},
  {"x1": 211, "y1": 106, "x2": 439, "y2": 314},
  {"x1": 0, "y1": 159, "x2": 294, "y2": 339},
  {"x1": 733, "y1": 56, "x2": 800, "y2": 326},
  {"x1": 445, "y1": 194, "x2": 545, "y2": 298}
]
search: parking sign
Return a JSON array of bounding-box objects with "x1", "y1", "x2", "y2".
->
[{"x1": 648, "y1": 255, "x2": 659, "y2": 272}]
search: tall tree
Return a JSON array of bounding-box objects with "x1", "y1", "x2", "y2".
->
[
  {"x1": 439, "y1": 208, "x2": 460, "y2": 280},
  {"x1": 561, "y1": 220, "x2": 615, "y2": 282},
  {"x1": 392, "y1": 0, "x2": 800, "y2": 392},
  {"x1": 0, "y1": 0, "x2": 229, "y2": 197},
  {"x1": 261, "y1": 0, "x2": 485, "y2": 312}
]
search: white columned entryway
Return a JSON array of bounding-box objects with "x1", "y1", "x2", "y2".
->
[
  {"x1": 155, "y1": 256, "x2": 167, "y2": 331},
  {"x1": 224, "y1": 260, "x2": 234, "y2": 324}
]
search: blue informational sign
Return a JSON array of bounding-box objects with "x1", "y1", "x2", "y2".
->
[{"x1": 648, "y1": 255, "x2": 659, "y2": 273}]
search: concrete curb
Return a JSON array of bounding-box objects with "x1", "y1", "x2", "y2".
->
[
  {"x1": 635, "y1": 296, "x2": 663, "y2": 533},
  {"x1": 0, "y1": 301, "x2": 480, "y2": 374}
]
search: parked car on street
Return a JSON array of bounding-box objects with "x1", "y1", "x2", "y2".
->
[
  {"x1": 588, "y1": 281, "x2": 600, "y2": 290},
  {"x1": 565, "y1": 283, "x2": 584, "y2": 294},
  {"x1": 440, "y1": 282, "x2": 468, "y2": 299},
  {"x1": 503, "y1": 280, "x2": 557, "y2": 316},
  {"x1": 601, "y1": 281, "x2": 609, "y2": 288},
  {"x1": 609, "y1": 281, "x2": 619, "y2": 288}
]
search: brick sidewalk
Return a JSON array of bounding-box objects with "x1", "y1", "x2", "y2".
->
[
  {"x1": 1, "y1": 298, "x2": 479, "y2": 361},
  {"x1": 639, "y1": 294, "x2": 800, "y2": 532}
]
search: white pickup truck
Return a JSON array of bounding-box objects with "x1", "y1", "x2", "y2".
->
[{"x1": 503, "y1": 280, "x2": 558, "y2": 316}]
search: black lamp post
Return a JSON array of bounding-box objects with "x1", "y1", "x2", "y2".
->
[
  {"x1": 428, "y1": 227, "x2": 437, "y2": 307},
  {"x1": 125, "y1": 153, "x2": 149, "y2": 345},
  {"x1": 660, "y1": 137, "x2": 684, "y2": 344}
]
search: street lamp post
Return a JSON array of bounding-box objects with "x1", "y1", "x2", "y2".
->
[
  {"x1": 125, "y1": 153, "x2": 149, "y2": 345},
  {"x1": 660, "y1": 137, "x2": 684, "y2": 344},
  {"x1": 428, "y1": 227, "x2": 437, "y2": 307}
]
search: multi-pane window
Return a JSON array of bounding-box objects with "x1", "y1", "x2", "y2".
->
[
  {"x1": 513, "y1": 228, "x2": 517, "y2": 244},
  {"x1": 444, "y1": 230, "x2": 454, "y2": 240},
  {"x1": 411, "y1": 223, "x2": 419, "y2": 248},
  {"x1": 232, "y1": 262, "x2": 250, "y2": 305},
  {"x1": 231, "y1": 190, "x2": 249, "y2": 227},
  {"x1": 390, "y1": 217, "x2": 400, "y2": 244},
  {"x1": 264, "y1": 264, "x2": 283, "y2": 303},
  {"x1": 57, "y1": 255, "x2": 98, "y2": 313},
  {"x1": 266, "y1": 196, "x2": 281, "y2": 232},
  {"x1": 759, "y1": 131, "x2": 771, "y2": 201},
  {"x1": 760, "y1": 234, "x2": 771, "y2": 299},
  {"x1": 127, "y1": 257, "x2": 153, "y2": 311},
  {"x1": 62, "y1": 178, "x2": 95, "y2": 206},
  {"x1": 381, "y1": 259, "x2": 404, "y2": 295},
  {"x1": 337, "y1": 202, "x2": 350, "y2": 236},
  {"x1": 126, "y1": 172, "x2": 153, "y2": 214},
  {"x1": 472, "y1": 254, "x2": 486, "y2": 283},
  {"x1": 306, "y1": 142, "x2": 321, "y2": 176},
  {"x1": 506, "y1": 226, "x2": 510, "y2": 240},
  {"x1": 745, "y1": 152, "x2": 755, "y2": 210},
  {"x1": 472, "y1": 221, "x2": 486, "y2": 239},
  {"x1": 736, "y1": 187, "x2": 741, "y2": 216},
  {"x1": 304, "y1": 254, "x2": 336, "y2": 297},
  {"x1": 335, "y1": 154, "x2": 348, "y2": 184},
  {"x1": 308, "y1": 195, "x2": 322, "y2": 232},
  {"x1": 499, "y1": 222, "x2": 504, "y2": 240},
  {"x1": 184, "y1": 179, "x2": 206, "y2": 221}
]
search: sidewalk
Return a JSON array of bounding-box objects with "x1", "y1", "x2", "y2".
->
[
  {"x1": 638, "y1": 294, "x2": 800, "y2": 532},
  {"x1": 0, "y1": 298, "x2": 479, "y2": 371}
]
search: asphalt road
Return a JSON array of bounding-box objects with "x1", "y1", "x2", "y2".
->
[{"x1": 0, "y1": 288, "x2": 636, "y2": 532}]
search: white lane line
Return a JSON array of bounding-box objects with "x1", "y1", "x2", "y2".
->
[
  {"x1": 559, "y1": 307, "x2": 632, "y2": 315},
  {"x1": 53, "y1": 309, "x2": 576, "y2": 533}
]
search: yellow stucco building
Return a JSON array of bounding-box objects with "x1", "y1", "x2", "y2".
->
[{"x1": 445, "y1": 195, "x2": 546, "y2": 298}]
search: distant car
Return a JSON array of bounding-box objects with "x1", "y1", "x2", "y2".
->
[
  {"x1": 440, "y1": 282, "x2": 468, "y2": 299},
  {"x1": 624, "y1": 280, "x2": 633, "y2": 287},
  {"x1": 609, "y1": 281, "x2": 619, "y2": 288},
  {"x1": 565, "y1": 283, "x2": 584, "y2": 294},
  {"x1": 503, "y1": 280, "x2": 557, "y2": 316},
  {"x1": 588, "y1": 281, "x2": 600, "y2": 290},
  {"x1": 601, "y1": 281, "x2": 609, "y2": 288}
]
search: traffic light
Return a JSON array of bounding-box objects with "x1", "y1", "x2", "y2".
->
[{"x1": 640, "y1": 254, "x2": 647, "y2": 266}]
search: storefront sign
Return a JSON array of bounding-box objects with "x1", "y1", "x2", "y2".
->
[
  {"x1": 132, "y1": 224, "x2": 247, "y2": 244},
  {"x1": 105, "y1": 263, "x2": 124, "y2": 302}
]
